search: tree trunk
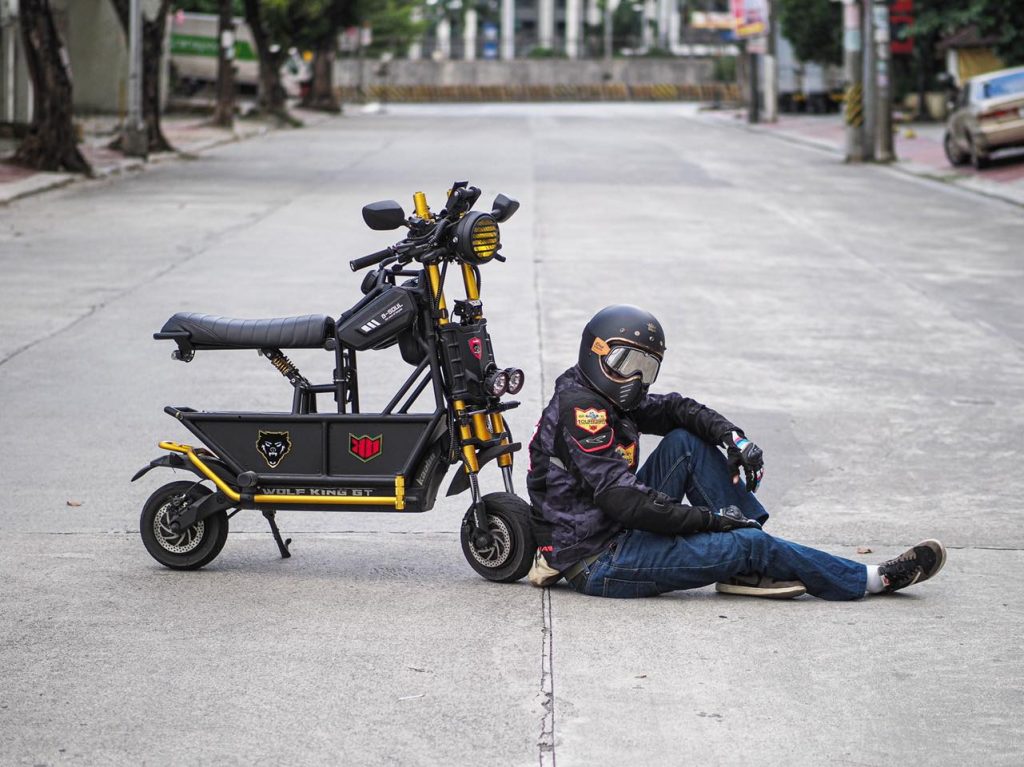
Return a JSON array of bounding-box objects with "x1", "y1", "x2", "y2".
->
[
  {"x1": 302, "y1": 41, "x2": 340, "y2": 113},
  {"x1": 110, "y1": 0, "x2": 173, "y2": 152},
  {"x1": 12, "y1": 0, "x2": 91, "y2": 174},
  {"x1": 213, "y1": 0, "x2": 235, "y2": 127},
  {"x1": 242, "y1": 0, "x2": 293, "y2": 122}
]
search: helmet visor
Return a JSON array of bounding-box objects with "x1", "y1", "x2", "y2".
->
[{"x1": 603, "y1": 345, "x2": 661, "y2": 385}]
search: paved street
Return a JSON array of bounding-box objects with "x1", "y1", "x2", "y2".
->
[{"x1": 1, "y1": 103, "x2": 1022, "y2": 765}]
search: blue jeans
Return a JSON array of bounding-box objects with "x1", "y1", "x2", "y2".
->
[{"x1": 570, "y1": 429, "x2": 867, "y2": 601}]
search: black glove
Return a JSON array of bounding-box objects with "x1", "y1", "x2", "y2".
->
[
  {"x1": 707, "y1": 505, "x2": 762, "y2": 533},
  {"x1": 726, "y1": 433, "x2": 764, "y2": 493}
]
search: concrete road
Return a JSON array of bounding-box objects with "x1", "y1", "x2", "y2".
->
[{"x1": 1, "y1": 103, "x2": 1022, "y2": 766}]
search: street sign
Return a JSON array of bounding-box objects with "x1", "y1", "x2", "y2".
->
[
  {"x1": 891, "y1": 0, "x2": 914, "y2": 55},
  {"x1": 730, "y1": 0, "x2": 769, "y2": 39}
]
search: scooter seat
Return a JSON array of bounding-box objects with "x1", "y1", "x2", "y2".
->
[{"x1": 157, "y1": 312, "x2": 333, "y2": 350}]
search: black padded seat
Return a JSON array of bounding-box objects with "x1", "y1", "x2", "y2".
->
[{"x1": 157, "y1": 312, "x2": 333, "y2": 350}]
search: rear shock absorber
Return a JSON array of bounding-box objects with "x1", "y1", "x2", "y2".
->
[{"x1": 261, "y1": 348, "x2": 311, "y2": 388}]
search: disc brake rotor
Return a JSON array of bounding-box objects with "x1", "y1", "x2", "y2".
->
[
  {"x1": 469, "y1": 516, "x2": 512, "y2": 568},
  {"x1": 153, "y1": 495, "x2": 205, "y2": 554}
]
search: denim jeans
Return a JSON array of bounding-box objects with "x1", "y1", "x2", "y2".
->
[{"x1": 570, "y1": 429, "x2": 867, "y2": 601}]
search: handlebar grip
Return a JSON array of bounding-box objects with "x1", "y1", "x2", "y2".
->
[{"x1": 350, "y1": 248, "x2": 393, "y2": 271}]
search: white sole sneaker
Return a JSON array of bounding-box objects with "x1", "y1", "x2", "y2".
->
[{"x1": 716, "y1": 577, "x2": 807, "y2": 599}]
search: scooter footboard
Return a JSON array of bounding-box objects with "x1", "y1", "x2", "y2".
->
[{"x1": 165, "y1": 407, "x2": 447, "y2": 513}]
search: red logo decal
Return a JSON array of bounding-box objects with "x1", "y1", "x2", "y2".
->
[
  {"x1": 468, "y1": 337, "x2": 483, "y2": 360},
  {"x1": 349, "y1": 434, "x2": 383, "y2": 462}
]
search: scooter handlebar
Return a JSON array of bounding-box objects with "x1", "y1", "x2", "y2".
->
[{"x1": 350, "y1": 247, "x2": 393, "y2": 271}]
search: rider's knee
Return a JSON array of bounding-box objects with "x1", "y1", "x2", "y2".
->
[{"x1": 661, "y1": 428, "x2": 703, "y2": 455}]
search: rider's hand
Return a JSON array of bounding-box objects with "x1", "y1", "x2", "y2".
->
[
  {"x1": 707, "y1": 505, "x2": 762, "y2": 533},
  {"x1": 726, "y1": 432, "x2": 764, "y2": 493}
]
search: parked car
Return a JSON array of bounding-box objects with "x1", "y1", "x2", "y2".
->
[{"x1": 944, "y1": 65, "x2": 1024, "y2": 170}]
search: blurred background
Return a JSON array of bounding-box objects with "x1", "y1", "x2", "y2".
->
[{"x1": 2, "y1": 1, "x2": 1022, "y2": 175}]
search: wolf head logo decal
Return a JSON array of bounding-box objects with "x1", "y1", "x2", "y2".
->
[{"x1": 256, "y1": 430, "x2": 292, "y2": 468}]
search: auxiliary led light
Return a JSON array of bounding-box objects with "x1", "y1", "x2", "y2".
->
[
  {"x1": 505, "y1": 368, "x2": 525, "y2": 395},
  {"x1": 486, "y1": 369, "x2": 509, "y2": 397}
]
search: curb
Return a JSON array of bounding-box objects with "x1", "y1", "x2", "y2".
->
[
  {"x1": 702, "y1": 112, "x2": 1024, "y2": 209},
  {"x1": 0, "y1": 112, "x2": 329, "y2": 207}
]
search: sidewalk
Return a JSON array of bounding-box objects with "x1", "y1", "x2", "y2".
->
[
  {"x1": 0, "y1": 107, "x2": 322, "y2": 206},
  {"x1": 703, "y1": 109, "x2": 1024, "y2": 206}
]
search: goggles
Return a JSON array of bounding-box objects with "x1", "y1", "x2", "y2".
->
[{"x1": 603, "y1": 345, "x2": 662, "y2": 385}]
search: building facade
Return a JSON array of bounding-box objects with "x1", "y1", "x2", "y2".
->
[{"x1": 412, "y1": 0, "x2": 691, "y2": 62}]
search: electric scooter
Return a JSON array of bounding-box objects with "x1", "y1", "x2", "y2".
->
[{"x1": 133, "y1": 182, "x2": 536, "y2": 582}]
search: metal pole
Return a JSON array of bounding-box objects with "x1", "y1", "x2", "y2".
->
[
  {"x1": 565, "y1": 0, "x2": 580, "y2": 60},
  {"x1": 764, "y1": 0, "x2": 778, "y2": 122},
  {"x1": 748, "y1": 49, "x2": 760, "y2": 124},
  {"x1": 874, "y1": 0, "x2": 894, "y2": 161},
  {"x1": 500, "y1": 0, "x2": 514, "y2": 61},
  {"x1": 861, "y1": 0, "x2": 876, "y2": 160},
  {"x1": 842, "y1": 0, "x2": 864, "y2": 162},
  {"x1": 122, "y1": 0, "x2": 147, "y2": 157},
  {"x1": 603, "y1": 0, "x2": 613, "y2": 63}
]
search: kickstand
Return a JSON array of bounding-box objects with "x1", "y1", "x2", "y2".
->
[{"x1": 262, "y1": 509, "x2": 292, "y2": 559}]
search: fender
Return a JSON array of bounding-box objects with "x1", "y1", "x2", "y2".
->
[
  {"x1": 446, "y1": 441, "x2": 521, "y2": 497},
  {"x1": 131, "y1": 452, "x2": 235, "y2": 485},
  {"x1": 132, "y1": 453, "x2": 237, "y2": 530}
]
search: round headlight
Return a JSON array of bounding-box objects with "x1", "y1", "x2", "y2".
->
[
  {"x1": 485, "y1": 369, "x2": 509, "y2": 397},
  {"x1": 454, "y1": 211, "x2": 501, "y2": 265},
  {"x1": 506, "y1": 368, "x2": 524, "y2": 395}
]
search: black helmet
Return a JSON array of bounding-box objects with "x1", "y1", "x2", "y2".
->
[{"x1": 578, "y1": 305, "x2": 666, "y2": 410}]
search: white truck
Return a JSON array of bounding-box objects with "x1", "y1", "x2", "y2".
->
[
  {"x1": 169, "y1": 11, "x2": 306, "y2": 96},
  {"x1": 775, "y1": 28, "x2": 843, "y2": 113}
]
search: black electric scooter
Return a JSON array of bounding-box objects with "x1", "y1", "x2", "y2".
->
[{"x1": 133, "y1": 182, "x2": 536, "y2": 582}]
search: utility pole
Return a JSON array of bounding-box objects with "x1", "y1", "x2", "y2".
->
[
  {"x1": 841, "y1": 0, "x2": 864, "y2": 162},
  {"x1": 763, "y1": 0, "x2": 777, "y2": 122},
  {"x1": 861, "y1": 0, "x2": 876, "y2": 160},
  {"x1": 748, "y1": 44, "x2": 760, "y2": 124},
  {"x1": 213, "y1": 0, "x2": 235, "y2": 128},
  {"x1": 874, "y1": 0, "x2": 895, "y2": 161},
  {"x1": 603, "y1": 0, "x2": 613, "y2": 63},
  {"x1": 122, "y1": 0, "x2": 147, "y2": 157}
]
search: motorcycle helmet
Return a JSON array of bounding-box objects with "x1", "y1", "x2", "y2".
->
[{"x1": 578, "y1": 305, "x2": 666, "y2": 410}]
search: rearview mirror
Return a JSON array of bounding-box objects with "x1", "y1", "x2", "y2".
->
[
  {"x1": 490, "y1": 193, "x2": 520, "y2": 223},
  {"x1": 362, "y1": 200, "x2": 407, "y2": 230}
]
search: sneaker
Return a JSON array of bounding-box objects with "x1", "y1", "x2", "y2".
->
[
  {"x1": 878, "y1": 539, "x2": 946, "y2": 593},
  {"x1": 715, "y1": 573, "x2": 806, "y2": 599},
  {"x1": 527, "y1": 549, "x2": 562, "y2": 588}
]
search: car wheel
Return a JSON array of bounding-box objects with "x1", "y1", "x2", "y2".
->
[
  {"x1": 969, "y1": 137, "x2": 990, "y2": 170},
  {"x1": 943, "y1": 132, "x2": 969, "y2": 166}
]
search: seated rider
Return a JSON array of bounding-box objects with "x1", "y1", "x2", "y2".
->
[{"x1": 526, "y1": 305, "x2": 945, "y2": 600}]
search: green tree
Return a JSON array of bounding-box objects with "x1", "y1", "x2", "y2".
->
[
  {"x1": 356, "y1": 0, "x2": 427, "y2": 58},
  {"x1": 912, "y1": 0, "x2": 1024, "y2": 67},
  {"x1": 777, "y1": 0, "x2": 841, "y2": 66}
]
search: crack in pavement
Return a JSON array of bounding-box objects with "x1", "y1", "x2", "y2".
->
[{"x1": 538, "y1": 587, "x2": 556, "y2": 767}]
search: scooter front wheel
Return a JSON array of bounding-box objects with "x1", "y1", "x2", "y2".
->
[
  {"x1": 140, "y1": 480, "x2": 229, "y2": 571},
  {"x1": 461, "y1": 492, "x2": 535, "y2": 583}
]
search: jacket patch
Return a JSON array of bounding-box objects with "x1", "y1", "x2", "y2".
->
[
  {"x1": 573, "y1": 429, "x2": 615, "y2": 453},
  {"x1": 615, "y1": 442, "x2": 637, "y2": 467},
  {"x1": 574, "y1": 407, "x2": 608, "y2": 434}
]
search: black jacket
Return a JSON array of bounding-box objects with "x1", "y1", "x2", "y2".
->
[{"x1": 527, "y1": 366, "x2": 739, "y2": 571}]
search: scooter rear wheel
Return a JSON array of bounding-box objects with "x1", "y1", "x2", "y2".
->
[
  {"x1": 461, "y1": 492, "x2": 535, "y2": 583},
  {"x1": 140, "y1": 480, "x2": 229, "y2": 571}
]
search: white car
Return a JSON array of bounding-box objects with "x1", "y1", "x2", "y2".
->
[{"x1": 944, "y1": 65, "x2": 1024, "y2": 169}]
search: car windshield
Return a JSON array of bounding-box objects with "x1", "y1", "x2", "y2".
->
[{"x1": 983, "y1": 71, "x2": 1024, "y2": 99}]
